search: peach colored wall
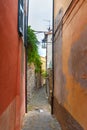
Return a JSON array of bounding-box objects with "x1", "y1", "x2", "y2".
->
[
  {"x1": 41, "y1": 57, "x2": 46, "y2": 71},
  {"x1": 54, "y1": 0, "x2": 87, "y2": 129},
  {"x1": 0, "y1": 0, "x2": 25, "y2": 130},
  {"x1": 54, "y1": 0, "x2": 72, "y2": 18}
]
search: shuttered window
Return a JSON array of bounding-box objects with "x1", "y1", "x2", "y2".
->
[{"x1": 18, "y1": 0, "x2": 24, "y2": 36}]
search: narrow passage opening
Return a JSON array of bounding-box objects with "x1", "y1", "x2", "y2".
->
[
  {"x1": 27, "y1": 0, "x2": 52, "y2": 113},
  {"x1": 22, "y1": 0, "x2": 62, "y2": 130}
]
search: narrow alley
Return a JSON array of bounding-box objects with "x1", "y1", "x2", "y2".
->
[
  {"x1": 0, "y1": 0, "x2": 87, "y2": 130},
  {"x1": 22, "y1": 87, "x2": 61, "y2": 130}
]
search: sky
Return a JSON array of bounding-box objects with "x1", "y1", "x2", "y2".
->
[{"x1": 28, "y1": 0, "x2": 52, "y2": 57}]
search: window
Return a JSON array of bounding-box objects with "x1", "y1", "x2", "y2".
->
[
  {"x1": 24, "y1": 0, "x2": 28, "y2": 47},
  {"x1": 18, "y1": 0, "x2": 24, "y2": 36}
]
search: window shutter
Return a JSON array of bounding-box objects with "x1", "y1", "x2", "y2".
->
[{"x1": 18, "y1": 0, "x2": 24, "y2": 36}]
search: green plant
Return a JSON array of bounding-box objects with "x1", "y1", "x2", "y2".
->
[
  {"x1": 27, "y1": 26, "x2": 42, "y2": 73},
  {"x1": 41, "y1": 71, "x2": 48, "y2": 78}
]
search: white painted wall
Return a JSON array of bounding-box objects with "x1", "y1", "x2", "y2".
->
[{"x1": 47, "y1": 32, "x2": 52, "y2": 69}]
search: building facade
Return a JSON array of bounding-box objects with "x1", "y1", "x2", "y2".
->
[
  {"x1": 53, "y1": 0, "x2": 87, "y2": 130},
  {"x1": 0, "y1": 0, "x2": 28, "y2": 130},
  {"x1": 46, "y1": 31, "x2": 52, "y2": 69},
  {"x1": 45, "y1": 31, "x2": 52, "y2": 103},
  {"x1": 41, "y1": 56, "x2": 46, "y2": 86}
]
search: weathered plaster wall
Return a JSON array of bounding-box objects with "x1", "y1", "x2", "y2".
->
[
  {"x1": 47, "y1": 68, "x2": 53, "y2": 104},
  {"x1": 47, "y1": 33, "x2": 52, "y2": 69},
  {"x1": 54, "y1": 0, "x2": 87, "y2": 129},
  {"x1": 27, "y1": 64, "x2": 35, "y2": 100},
  {"x1": 54, "y1": 0, "x2": 72, "y2": 19},
  {"x1": 0, "y1": 0, "x2": 25, "y2": 130}
]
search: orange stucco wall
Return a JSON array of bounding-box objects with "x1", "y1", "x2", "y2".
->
[
  {"x1": 54, "y1": 0, "x2": 87, "y2": 129},
  {"x1": 0, "y1": 0, "x2": 25, "y2": 130},
  {"x1": 54, "y1": 0, "x2": 72, "y2": 19}
]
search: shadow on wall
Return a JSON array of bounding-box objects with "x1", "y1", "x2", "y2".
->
[
  {"x1": 69, "y1": 27, "x2": 87, "y2": 88},
  {"x1": 54, "y1": 8, "x2": 67, "y2": 105},
  {"x1": 53, "y1": 6, "x2": 84, "y2": 130}
]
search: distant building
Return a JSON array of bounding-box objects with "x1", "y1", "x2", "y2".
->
[
  {"x1": 41, "y1": 56, "x2": 46, "y2": 72},
  {"x1": 0, "y1": 0, "x2": 28, "y2": 130},
  {"x1": 41, "y1": 56, "x2": 46, "y2": 86},
  {"x1": 42, "y1": 30, "x2": 52, "y2": 69},
  {"x1": 44, "y1": 31, "x2": 52, "y2": 103},
  {"x1": 46, "y1": 31, "x2": 52, "y2": 69}
]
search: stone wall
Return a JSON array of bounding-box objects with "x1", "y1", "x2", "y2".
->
[
  {"x1": 27, "y1": 64, "x2": 35, "y2": 102},
  {"x1": 47, "y1": 68, "x2": 53, "y2": 104},
  {"x1": 35, "y1": 73, "x2": 42, "y2": 89}
]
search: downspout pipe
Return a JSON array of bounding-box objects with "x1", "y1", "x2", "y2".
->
[
  {"x1": 25, "y1": 0, "x2": 29, "y2": 113},
  {"x1": 51, "y1": 0, "x2": 54, "y2": 115},
  {"x1": 25, "y1": 43, "x2": 27, "y2": 113}
]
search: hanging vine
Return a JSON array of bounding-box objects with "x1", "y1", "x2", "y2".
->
[{"x1": 27, "y1": 26, "x2": 42, "y2": 73}]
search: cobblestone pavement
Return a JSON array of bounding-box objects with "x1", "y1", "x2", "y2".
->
[
  {"x1": 27, "y1": 86, "x2": 51, "y2": 112},
  {"x1": 22, "y1": 87, "x2": 62, "y2": 130}
]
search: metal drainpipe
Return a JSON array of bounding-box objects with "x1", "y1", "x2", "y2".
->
[
  {"x1": 46, "y1": 41, "x2": 47, "y2": 94},
  {"x1": 25, "y1": 47, "x2": 27, "y2": 113},
  {"x1": 25, "y1": 0, "x2": 29, "y2": 113},
  {"x1": 51, "y1": 0, "x2": 54, "y2": 115}
]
